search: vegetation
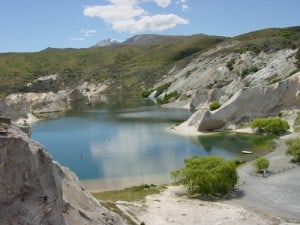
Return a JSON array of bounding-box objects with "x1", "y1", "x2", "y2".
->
[
  {"x1": 92, "y1": 184, "x2": 165, "y2": 202},
  {"x1": 0, "y1": 35, "x2": 225, "y2": 96},
  {"x1": 265, "y1": 73, "x2": 282, "y2": 84},
  {"x1": 141, "y1": 89, "x2": 153, "y2": 98},
  {"x1": 233, "y1": 27, "x2": 300, "y2": 55},
  {"x1": 171, "y1": 156, "x2": 238, "y2": 196},
  {"x1": 295, "y1": 48, "x2": 300, "y2": 69},
  {"x1": 209, "y1": 101, "x2": 221, "y2": 111},
  {"x1": 226, "y1": 59, "x2": 235, "y2": 71},
  {"x1": 293, "y1": 112, "x2": 300, "y2": 132},
  {"x1": 240, "y1": 66, "x2": 258, "y2": 78},
  {"x1": 251, "y1": 117, "x2": 290, "y2": 135},
  {"x1": 154, "y1": 82, "x2": 171, "y2": 97},
  {"x1": 285, "y1": 138, "x2": 300, "y2": 162},
  {"x1": 158, "y1": 91, "x2": 180, "y2": 104},
  {"x1": 253, "y1": 157, "x2": 270, "y2": 172}
]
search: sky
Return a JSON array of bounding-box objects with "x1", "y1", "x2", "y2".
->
[{"x1": 0, "y1": 0, "x2": 300, "y2": 53}]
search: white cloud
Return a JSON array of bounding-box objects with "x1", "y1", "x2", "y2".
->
[
  {"x1": 81, "y1": 29, "x2": 98, "y2": 37},
  {"x1": 182, "y1": 4, "x2": 189, "y2": 11},
  {"x1": 84, "y1": 0, "x2": 188, "y2": 33},
  {"x1": 176, "y1": 0, "x2": 188, "y2": 11},
  {"x1": 70, "y1": 29, "x2": 98, "y2": 41},
  {"x1": 69, "y1": 37, "x2": 85, "y2": 41},
  {"x1": 154, "y1": 0, "x2": 171, "y2": 8}
]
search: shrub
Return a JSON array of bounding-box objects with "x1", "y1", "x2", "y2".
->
[
  {"x1": 285, "y1": 138, "x2": 300, "y2": 162},
  {"x1": 253, "y1": 157, "x2": 270, "y2": 172},
  {"x1": 251, "y1": 117, "x2": 290, "y2": 135},
  {"x1": 154, "y1": 82, "x2": 171, "y2": 97},
  {"x1": 226, "y1": 59, "x2": 235, "y2": 71},
  {"x1": 160, "y1": 91, "x2": 180, "y2": 103},
  {"x1": 209, "y1": 101, "x2": 221, "y2": 111},
  {"x1": 295, "y1": 48, "x2": 300, "y2": 69},
  {"x1": 240, "y1": 66, "x2": 258, "y2": 78},
  {"x1": 171, "y1": 156, "x2": 238, "y2": 196},
  {"x1": 141, "y1": 90, "x2": 153, "y2": 98}
]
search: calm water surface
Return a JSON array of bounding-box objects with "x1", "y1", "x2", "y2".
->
[{"x1": 30, "y1": 97, "x2": 270, "y2": 186}]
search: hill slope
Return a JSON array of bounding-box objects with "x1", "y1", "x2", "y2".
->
[{"x1": 0, "y1": 34, "x2": 225, "y2": 97}]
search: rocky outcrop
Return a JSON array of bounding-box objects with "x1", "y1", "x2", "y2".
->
[
  {"x1": 0, "y1": 81, "x2": 109, "y2": 125},
  {"x1": 195, "y1": 73, "x2": 300, "y2": 131},
  {"x1": 0, "y1": 118, "x2": 124, "y2": 225},
  {"x1": 156, "y1": 44, "x2": 297, "y2": 109}
]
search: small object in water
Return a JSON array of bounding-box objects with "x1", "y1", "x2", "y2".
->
[
  {"x1": 242, "y1": 150, "x2": 252, "y2": 154},
  {"x1": 80, "y1": 154, "x2": 83, "y2": 159}
]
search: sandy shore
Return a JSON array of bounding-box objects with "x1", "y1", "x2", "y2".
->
[{"x1": 116, "y1": 185, "x2": 294, "y2": 225}]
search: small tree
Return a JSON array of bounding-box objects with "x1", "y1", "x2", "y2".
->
[
  {"x1": 209, "y1": 101, "x2": 221, "y2": 111},
  {"x1": 253, "y1": 157, "x2": 270, "y2": 172},
  {"x1": 251, "y1": 117, "x2": 289, "y2": 135},
  {"x1": 285, "y1": 138, "x2": 300, "y2": 162},
  {"x1": 171, "y1": 156, "x2": 238, "y2": 196}
]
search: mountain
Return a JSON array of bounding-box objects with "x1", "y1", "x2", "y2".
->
[{"x1": 92, "y1": 39, "x2": 122, "y2": 47}]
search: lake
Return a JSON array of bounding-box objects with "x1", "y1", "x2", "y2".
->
[{"x1": 30, "y1": 96, "x2": 271, "y2": 190}]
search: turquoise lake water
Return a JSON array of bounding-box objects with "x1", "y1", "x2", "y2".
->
[{"x1": 30, "y1": 96, "x2": 270, "y2": 184}]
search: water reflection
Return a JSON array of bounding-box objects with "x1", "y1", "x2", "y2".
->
[
  {"x1": 90, "y1": 123, "x2": 194, "y2": 179},
  {"x1": 30, "y1": 97, "x2": 272, "y2": 186}
]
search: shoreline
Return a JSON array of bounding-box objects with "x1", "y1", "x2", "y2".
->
[
  {"x1": 84, "y1": 132, "x2": 300, "y2": 224},
  {"x1": 82, "y1": 174, "x2": 172, "y2": 192}
]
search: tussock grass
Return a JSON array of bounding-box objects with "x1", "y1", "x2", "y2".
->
[{"x1": 92, "y1": 184, "x2": 166, "y2": 202}]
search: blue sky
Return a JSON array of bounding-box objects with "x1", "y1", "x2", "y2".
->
[{"x1": 0, "y1": 0, "x2": 300, "y2": 53}]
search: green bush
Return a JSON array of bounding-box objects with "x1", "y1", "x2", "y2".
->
[
  {"x1": 226, "y1": 59, "x2": 235, "y2": 71},
  {"x1": 285, "y1": 138, "x2": 300, "y2": 162},
  {"x1": 159, "y1": 91, "x2": 180, "y2": 104},
  {"x1": 209, "y1": 101, "x2": 221, "y2": 111},
  {"x1": 251, "y1": 117, "x2": 290, "y2": 135},
  {"x1": 154, "y1": 82, "x2": 171, "y2": 97},
  {"x1": 253, "y1": 157, "x2": 270, "y2": 172},
  {"x1": 171, "y1": 156, "x2": 238, "y2": 196},
  {"x1": 295, "y1": 48, "x2": 300, "y2": 69},
  {"x1": 141, "y1": 90, "x2": 153, "y2": 98},
  {"x1": 240, "y1": 66, "x2": 258, "y2": 78}
]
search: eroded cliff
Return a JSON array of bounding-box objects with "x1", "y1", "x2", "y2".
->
[{"x1": 0, "y1": 117, "x2": 124, "y2": 225}]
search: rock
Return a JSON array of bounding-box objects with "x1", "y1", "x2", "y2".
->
[
  {"x1": 0, "y1": 122, "x2": 124, "y2": 225},
  {"x1": 196, "y1": 73, "x2": 300, "y2": 131}
]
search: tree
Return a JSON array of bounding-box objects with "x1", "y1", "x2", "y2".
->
[
  {"x1": 171, "y1": 156, "x2": 238, "y2": 196},
  {"x1": 253, "y1": 157, "x2": 270, "y2": 172},
  {"x1": 285, "y1": 138, "x2": 300, "y2": 162},
  {"x1": 209, "y1": 101, "x2": 221, "y2": 111},
  {"x1": 251, "y1": 117, "x2": 290, "y2": 135}
]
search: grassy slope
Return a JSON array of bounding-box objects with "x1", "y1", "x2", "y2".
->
[
  {"x1": 0, "y1": 34, "x2": 225, "y2": 96},
  {"x1": 0, "y1": 26, "x2": 299, "y2": 98}
]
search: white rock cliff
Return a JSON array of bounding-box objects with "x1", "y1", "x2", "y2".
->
[{"x1": 0, "y1": 118, "x2": 124, "y2": 225}]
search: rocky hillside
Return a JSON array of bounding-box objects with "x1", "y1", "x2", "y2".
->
[
  {"x1": 142, "y1": 27, "x2": 300, "y2": 132},
  {"x1": 0, "y1": 117, "x2": 124, "y2": 225}
]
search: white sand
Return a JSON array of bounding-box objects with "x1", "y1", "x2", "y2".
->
[{"x1": 116, "y1": 185, "x2": 291, "y2": 225}]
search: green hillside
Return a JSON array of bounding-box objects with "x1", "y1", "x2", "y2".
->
[
  {"x1": 0, "y1": 26, "x2": 299, "y2": 98},
  {"x1": 0, "y1": 34, "x2": 225, "y2": 96}
]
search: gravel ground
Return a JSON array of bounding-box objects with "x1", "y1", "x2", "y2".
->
[{"x1": 230, "y1": 136, "x2": 300, "y2": 222}]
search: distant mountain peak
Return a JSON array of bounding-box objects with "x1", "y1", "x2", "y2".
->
[{"x1": 92, "y1": 39, "x2": 122, "y2": 47}]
